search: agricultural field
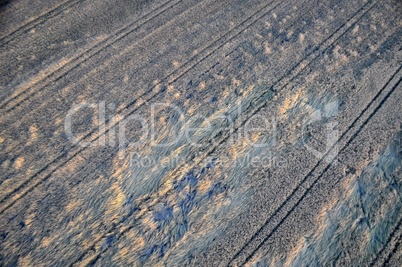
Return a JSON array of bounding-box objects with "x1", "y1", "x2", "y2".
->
[{"x1": 0, "y1": 0, "x2": 401, "y2": 265}]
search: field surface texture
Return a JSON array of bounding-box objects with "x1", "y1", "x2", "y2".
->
[{"x1": 0, "y1": 0, "x2": 401, "y2": 266}]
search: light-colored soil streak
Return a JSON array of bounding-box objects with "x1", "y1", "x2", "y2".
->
[{"x1": 0, "y1": 0, "x2": 401, "y2": 266}]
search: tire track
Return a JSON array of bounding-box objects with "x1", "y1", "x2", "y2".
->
[
  {"x1": 72, "y1": 1, "x2": 332, "y2": 265},
  {"x1": 369, "y1": 218, "x2": 402, "y2": 266},
  {"x1": 0, "y1": 0, "x2": 305, "y2": 172},
  {"x1": 0, "y1": 0, "x2": 285, "y2": 213},
  {"x1": 0, "y1": 0, "x2": 218, "y2": 162},
  {"x1": 76, "y1": 1, "x2": 385, "y2": 265},
  {"x1": 232, "y1": 69, "x2": 402, "y2": 266},
  {"x1": 225, "y1": 0, "x2": 387, "y2": 262},
  {"x1": 1, "y1": 11, "x2": 311, "y2": 188},
  {"x1": 0, "y1": 0, "x2": 183, "y2": 113},
  {"x1": 0, "y1": 0, "x2": 374, "y2": 225},
  {"x1": 0, "y1": 0, "x2": 269, "y2": 118},
  {"x1": 0, "y1": 2, "x2": 378, "y2": 264},
  {"x1": 92, "y1": 0, "x2": 370, "y2": 190},
  {"x1": 230, "y1": 13, "x2": 401, "y2": 262},
  {"x1": 0, "y1": 0, "x2": 199, "y2": 192},
  {"x1": 382, "y1": 234, "x2": 402, "y2": 266},
  {"x1": 0, "y1": 0, "x2": 396, "y2": 266},
  {"x1": 0, "y1": 0, "x2": 227, "y2": 188},
  {"x1": 30, "y1": 11, "x2": 310, "y2": 265},
  {"x1": 0, "y1": 0, "x2": 85, "y2": 47}
]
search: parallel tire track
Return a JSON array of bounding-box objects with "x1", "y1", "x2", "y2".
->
[
  {"x1": 0, "y1": 0, "x2": 305, "y2": 169},
  {"x1": 1, "y1": 0, "x2": 398, "y2": 266},
  {"x1": 0, "y1": 0, "x2": 84, "y2": 47},
  {"x1": 0, "y1": 0, "x2": 183, "y2": 113},
  {"x1": 370, "y1": 218, "x2": 402, "y2": 266},
  {"x1": 232, "y1": 70, "x2": 402, "y2": 266},
  {"x1": 0, "y1": 0, "x2": 285, "y2": 214},
  {"x1": 78, "y1": 0, "x2": 386, "y2": 265},
  {"x1": 0, "y1": 0, "x2": 211, "y2": 168},
  {"x1": 63, "y1": 11, "x2": 310, "y2": 265},
  {"x1": 0, "y1": 1, "x2": 388, "y2": 266},
  {"x1": 225, "y1": 0, "x2": 383, "y2": 262},
  {"x1": 382, "y1": 234, "x2": 402, "y2": 266},
  {"x1": 70, "y1": 0, "x2": 325, "y2": 264}
]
